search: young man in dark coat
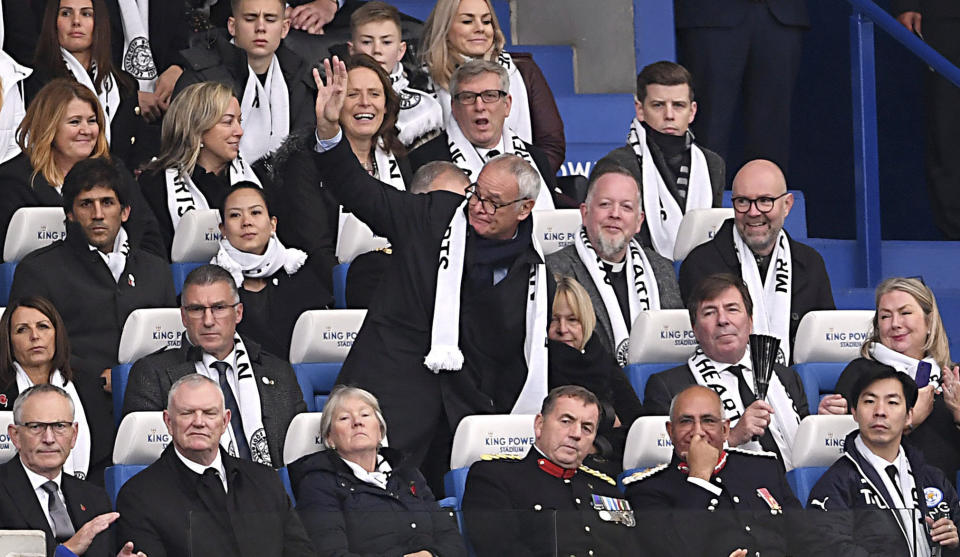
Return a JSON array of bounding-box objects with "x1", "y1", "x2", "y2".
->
[
  {"x1": 806, "y1": 362, "x2": 960, "y2": 556},
  {"x1": 679, "y1": 159, "x2": 835, "y2": 363},
  {"x1": 8, "y1": 158, "x2": 176, "y2": 391}
]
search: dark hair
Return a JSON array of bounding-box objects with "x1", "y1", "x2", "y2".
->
[
  {"x1": 350, "y1": 1, "x2": 403, "y2": 33},
  {"x1": 61, "y1": 157, "x2": 128, "y2": 213},
  {"x1": 636, "y1": 61, "x2": 693, "y2": 103},
  {"x1": 218, "y1": 183, "x2": 271, "y2": 222},
  {"x1": 183, "y1": 264, "x2": 240, "y2": 301},
  {"x1": 584, "y1": 160, "x2": 639, "y2": 206},
  {"x1": 345, "y1": 53, "x2": 405, "y2": 157},
  {"x1": 687, "y1": 273, "x2": 753, "y2": 326},
  {"x1": 849, "y1": 362, "x2": 919, "y2": 411},
  {"x1": 540, "y1": 385, "x2": 601, "y2": 417},
  {"x1": 0, "y1": 296, "x2": 73, "y2": 391},
  {"x1": 35, "y1": 0, "x2": 135, "y2": 97}
]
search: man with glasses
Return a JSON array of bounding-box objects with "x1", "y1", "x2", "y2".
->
[
  {"x1": 122, "y1": 264, "x2": 305, "y2": 468},
  {"x1": 408, "y1": 59, "x2": 559, "y2": 210},
  {"x1": 0, "y1": 384, "x2": 146, "y2": 557},
  {"x1": 624, "y1": 384, "x2": 804, "y2": 556},
  {"x1": 679, "y1": 159, "x2": 835, "y2": 363}
]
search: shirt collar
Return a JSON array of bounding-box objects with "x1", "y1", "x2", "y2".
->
[
  {"x1": 474, "y1": 136, "x2": 506, "y2": 159},
  {"x1": 174, "y1": 446, "x2": 227, "y2": 486},
  {"x1": 532, "y1": 445, "x2": 577, "y2": 479},
  {"x1": 201, "y1": 347, "x2": 237, "y2": 371},
  {"x1": 21, "y1": 457, "x2": 62, "y2": 491},
  {"x1": 341, "y1": 453, "x2": 393, "y2": 489},
  {"x1": 856, "y1": 434, "x2": 906, "y2": 469}
]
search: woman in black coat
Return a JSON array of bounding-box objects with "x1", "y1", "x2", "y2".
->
[
  {"x1": 289, "y1": 386, "x2": 467, "y2": 557},
  {"x1": 210, "y1": 184, "x2": 332, "y2": 359},
  {"x1": 0, "y1": 296, "x2": 113, "y2": 485}
]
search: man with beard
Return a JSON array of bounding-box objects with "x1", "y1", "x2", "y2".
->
[
  {"x1": 547, "y1": 162, "x2": 682, "y2": 363},
  {"x1": 679, "y1": 159, "x2": 834, "y2": 363}
]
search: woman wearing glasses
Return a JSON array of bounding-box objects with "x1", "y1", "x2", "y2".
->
[
  {"x1": 418, "y1": 0, "x2": 565, "y2": 173},
  {"x1": 0, "y1": 296, "x2": 113, "y2": 484}
]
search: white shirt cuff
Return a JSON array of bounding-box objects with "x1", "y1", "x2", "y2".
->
[
  {"x1": 314, "y1": 129, "x2": 342, "y2": 152},
  {"x1": 686, "y1": 476, "x2": 722, "y2": 496}
]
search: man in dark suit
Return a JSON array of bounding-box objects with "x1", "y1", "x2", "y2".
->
[
  {"x1": 407, "y1": 59, "x2": 560, "y2": 209},
  {"x1": 122, "y1": 264, "x2": 305, "y2": 468},
  {"x1": 624, "y1": 384, "x2": 804, "y2": 556},
  {"x1": 597, "y1": 61, "x2": 725, "y2": 257},
  {"x1": 644, "y1": 273, "x2": 814, "y2": 469},
  {"x1": 547, "y1": 162, "x2": 683, "y2": 363},
  {"x1": 675, "y1": 0, "x2": 808, "y2": 172},
  {"x1": 679, "y1": 159, "x2": 834, "y2": 362},
  {"x1": 116, "y1": 374, "x2": 315, "y2": 557},
  {"x1": 0, "y1": 384, "x2": 144, "y2": 557}
]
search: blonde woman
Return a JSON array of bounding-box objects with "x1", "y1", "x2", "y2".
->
[
  {"x1": 836, "y1": 277, "x2": 960, "y2": 478},
  {"x1": 419, "y1": 0, "x2": 565, "y2": 173},
  {"x1": 139, "y1": 81, "x2": 268, "y2": 257},
  {"x1": 0, "y1": 78, "x2": 162, "y2": 259}
]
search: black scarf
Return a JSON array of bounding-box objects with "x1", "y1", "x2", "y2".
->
[
  {"x1": 465, "y1": 216, "x2": 533, "y2": 288},
  {"x1": 641, "y1": 121, "x2": 692, "y2": 204}
]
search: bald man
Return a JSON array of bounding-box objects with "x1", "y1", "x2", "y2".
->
[{"x1": 679, "y1": 159, "x2": 834, "y2": 363}]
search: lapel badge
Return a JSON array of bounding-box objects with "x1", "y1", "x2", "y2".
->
[
  {"x1": 0, "y1": 394, "x2": 7, "y2": 407},
  {"x1": 128, "y1": 274, "x2": 136, "y2": 287},
  {"x1": 80, "y1": 504, "x2": 86, "y2": 511},
  {"x1": 591, "y1": 494, "x2": 636, "y2": 527},
  {"x1": 261, "y1": 376, "x2": 273, "y2": 385}
]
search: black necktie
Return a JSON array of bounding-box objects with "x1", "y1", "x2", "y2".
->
[
  {"x1": 211, "y1": 361, "x2": 252, "y2": 460},
  {"x1": 886, "y1": 465, "x2": 906, "y2": 505},
  {"x1": 485, "y1": 149, "x2": 501, "y2": 160},
  {"x1": 199, "y1": 468, "x2": 227, "y2": 510},
  {"x1": 727, "y1": 365, "x2": 757, "y2": 405},
  {"x1": 40, "y1": 481, "x2": 75, "y2": 542}
]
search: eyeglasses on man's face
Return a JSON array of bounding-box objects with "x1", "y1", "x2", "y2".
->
[
  {"x1": 19, "y1": 421, "x2": 73, "y2": 437},
  {"x1": 182, "y1": 302, "x2": 240, "y2": 319},
  {"x1": 452, "y1": 89, "x2": 507, "y2": 105},
  {"x1": 730, "y1": 192, "x2": 789, "y2": 214},
  {"x1": 464, "y1": 183, "x2": 527, "y2": 214}
]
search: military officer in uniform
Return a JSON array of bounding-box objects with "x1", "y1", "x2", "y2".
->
[
  {"x1": 624, "y1": 385, "x2": 804, "y2": 556},
  {"x1": 461, "y1": 385, "x2": 638, "y2": 556}
]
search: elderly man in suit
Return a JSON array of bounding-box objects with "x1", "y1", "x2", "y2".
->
[
  {"x1": 0, "y1": 384, "x2": 145, "y2": 557},
  {"x1": 122, "y1": 264, "x2": 305, "y2": 468},
  {"x1": 547, "y1": 161, "x2": 682, "y2": 364},
  {"x1": 116, "y1": 374, "x2": 315, "y2": 557}
]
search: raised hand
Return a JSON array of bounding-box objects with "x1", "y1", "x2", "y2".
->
[
  {"x1": 117, "y1": 541, "x2": 148, "y2": 557},
  {"x1": 728, "y1": 400, "x2": 774, "y2": 446},
  {"x1": 313, "y1": 56, "x2": 348, "y2": 140},
  {"x1": 62, "y1": 512, "x2": 119, "y2": 555},
  {"x1": 686, "y1": 433, "x2": 720, "y2": 481}
]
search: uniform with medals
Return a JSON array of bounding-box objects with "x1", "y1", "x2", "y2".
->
[
  {"x1": 462, "y1": 450, "x2": 638, "y2": 556},
  {"x1": 623, "y1": 447, "x2": 803, "y2": 556}
]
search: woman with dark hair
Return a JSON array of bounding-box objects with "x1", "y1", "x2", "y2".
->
[
  {"x1": 0, "y1": 78, "x2": 163, "y2": 258},
  {"x1": 0, "y1": 296, "x2": 114, "y2": 484},
  {"x1": 27, "y1": 0, "x2": 147, "y2": 169},
  {"x1": 211, "y1": 184, "x2": 332, "y2": 359}
]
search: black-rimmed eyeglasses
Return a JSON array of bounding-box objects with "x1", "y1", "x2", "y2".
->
[
  {"x1": 452, "y1": 89, "x2": 508, "y2": 105},
  {"x1": 730, "y1": 192, "x2": 789, "y2": 214},
  {"x1": 19, "y1": 421, "x2": 74, "y2": 436},
  {"x1": 464, "y1": 183, "x2": 527, "y2": 214},
  {"x1": 182, "y1": 302, "x2": 240, "y2": 319}
]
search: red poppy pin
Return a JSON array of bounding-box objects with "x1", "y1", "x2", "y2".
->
[
  {"x1": 80, "y1": 504, "x2": 86, "y2": 511},
  {"x1": 409, "y1": 482, "x2": 417, "y2": 496},
  {"x1": 0, "y1": 394, "x2": 7, "y2": 407}
]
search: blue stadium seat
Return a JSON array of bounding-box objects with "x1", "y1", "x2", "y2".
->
[
  {"x1": 288, "y1": 310, "x2": 367, "y2": 410},
  {"x1": 795, "y1": 362, "x2": 847, "y2": 409},
  {"x1": 112, "y1": 364, "x2": 132, "y2": 422},
  {"x1": 619, "y1": 416, "x2": 672, "y2": 489},
  {"x1": 786, "y1": 466, "x2": 829, "y2": 506},
  {"x1": 0, "y1": 262, "x2": 15, "y2": 306},
  {"x1": 625, "y1": 310, "x2": 696, "y2": 401},
  {"x1": 786, "y1": 415, "x2": 857, "y2": 505},
  {"x1": 1, "y1": 207, "x2": 68, "y2": 305},
  {"x1": 106, "y1": 412, "x2": 169, "y2": 507},
  {"x1": 169, "y1": 209, "x2": 221, "y2": 294},
  {"x1": 294, "y1": 363, "x2": 341, "y2": 412},
  {"x1": 333, "y1": 263, "x2": 349, "y2": 309},
  {"x1": 170, "y1": 262, "x2": 206, "y2": 295},
  {"x1": 792, "y1": 310, "x2": 874, "y2": 408},
  {"x1": 623, "y1": 363, "x2": 680, "y2": 403},
  {"x1": 278, "y1": 466, "x2": 294, "y2": 505}
]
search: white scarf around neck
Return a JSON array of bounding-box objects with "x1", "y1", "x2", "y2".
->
[
  {"x1": 0, "y1": 50, "x2": 31, "y2": 165},
  {"x1": 239, "y1": 54, "x2": 290, "y2": 162},
  {"x1": 687, "y1": 347, "x2": 801, "y2": 469},
  {"x1": 14, "y1": 364, "x2": 91, "y2": 480},
  {"x1": 61, "y1": 48, "x2": 119, "y2": 145},
  {"x1": 445, "y1": 118, "x2": 554, "y2": 210},
  {"x1": 212, "y1": 234, "x2": 307, "y2": 287},
  {"x1": 573, "y1": 226, "x2": 659, "y2": 366},
  {"x1": 390, "y1": 63, "x2": 443, "y2": 147},
  {"x1": 89, "y1": 226, "x2": 130, "y2": 283},
  {"x1": 423, "y1": 200, "x2": 549, "y2": 414},
  {"x1": 117, "y1": 0, "x2": 158, "y2": 91},
  {"x1": 164, "y1": 157, "x2": 262, "y2": 230},
  {"x1": 373, "y1": 140, "x2": 406, "y2": 190},
  {"x1": 733, "y1": 226, "x2": 793, "y2": 364},
  {"x1": 627, "y1": 119, "x2": 711, "y2": 259},
  {"x1": 868, "y1": 342, "x2": 942, "y2": 388}
]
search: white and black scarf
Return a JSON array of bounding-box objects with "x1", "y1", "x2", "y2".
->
[
  {"x1": 573, "y1": 226, "x2": 659, "y2": 366},
  {"x1": 15, "y1": 364, "x2": 90, "y2": 480},
  {"x1": 61, "y1": 48, "x2": 119, "y2": 145},
  {"x1": 89, "y1": 226, "x2": 130, "y2": 283},
  {"x1": 117, "y1": 0, "x2": 158, "y2": 91},
  {"x1": 239, "y1": 54, "x2": 289, "y2": 162},
  {"x1": 164, "y1": 157, "x2": 262, "y2": 230},
  {"x1": 733, "y1": 226, "x2": 793, "y2": 364},
  {"x1": 626, "y1": 119, "x2": 711, "y2": 259},
  {"x1": 390, "y1": 64, "x2": 442, "y2": 147},
  {"x1": 372, "y1": 139, "x2": 406, "y2": 190},
  {"x1": 446, "y1": 117, "x2": 554, "y2": 210},
  {"x1": 423, "y1": 200, "x2": 549, "y2": 414},
  {"x1": 212, "y1": 234, "x2": 307, "y2": 287},
  {"x1": 869, "y1": 342, "x2": 942, "y2": 389},
  {"x1": 194, "y1": 334, "x2": 271, "y2": 466},
  {"x1": 687, "y1": 347, "x2": 801, "y2": 469},
  {"x1": 0, "y1": 50, "x2": 31, "y2": 164}
]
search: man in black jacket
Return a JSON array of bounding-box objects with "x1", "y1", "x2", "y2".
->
[
  {"x1": 9, "y1": 158, "x2": 176, "y2": 391},
  {"x1": 806, "y1": 362, "x2": 960, "y2": 556},
  {"x1": 175, "y1": 0, "x2": 317, "y2": 162},
  {"x1": 679, "y1": 159, "x2": 835, "y2": 362}
]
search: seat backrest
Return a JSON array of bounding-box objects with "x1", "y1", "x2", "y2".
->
[
  {"x1": 623, "y1": 362, "x2": 681, "y2": 402},
  {"x1": 622, "y1": 415, "x2": 672, "y2": 471},
  {"x1": 117, "y1": 308, "x2": 185, "y2": 364},
  {"x1": 792, "y1": 310, "x2": 874, "y2": 364},
  {"x1": 449, "y1": 414, "x2": 536, "y2": 470},
  {"x1": 282, "y1": 412, "x2": 324, "y2": 465},
  {"x1": 0, "y1": 530, "x2": 47, "y2": 555},
  {"x1": 790, "y1": 414, "x2": 857, "y2": 469},
  {"x1": 336, "y1": 213, "x2": 390, "y2": 264},
  {"x1": 533, "y1": 209, "x2": 582, "y2": 256},
  {"x1": 170, "y1": 209, "x2": 221, "y2": 263},
  {"x1": 628, "y1": 310, "x2": 696, "y2": 364},
  {"x1": 796, "y1": 362, "x2": 850, "y2": 410},
  {"x1": 112, "y1": 412, "x2": 170, "y2": 465},
  {"x1": 3, "y1": 207, "x2": 66, "y2": 262},
  {"x1": 288, "y1": 309, "x2": 367, "y2": 364},
  {"x1": 672, "y1": 209, "x2": 733, "y2": 261},
  {"x1": 0, "y1": 411, "x2": 14, "y2": 464}
]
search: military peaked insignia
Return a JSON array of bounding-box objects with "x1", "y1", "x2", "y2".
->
[
  {"x1": 727, "y1": 446, "x2": 778, "y2": 458},
  {"x1": 579, "y1": 465, "x2": 616, "y2": 486},
  {"x1": 621, "y1": 463, "x2": 668, "y2": 485},
  {"x1": 480, "y1": 453, "x2": 523, "y2": 461},
  {"x1": 591, "y1": 494, "x2": 636, "y2": 527}
]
